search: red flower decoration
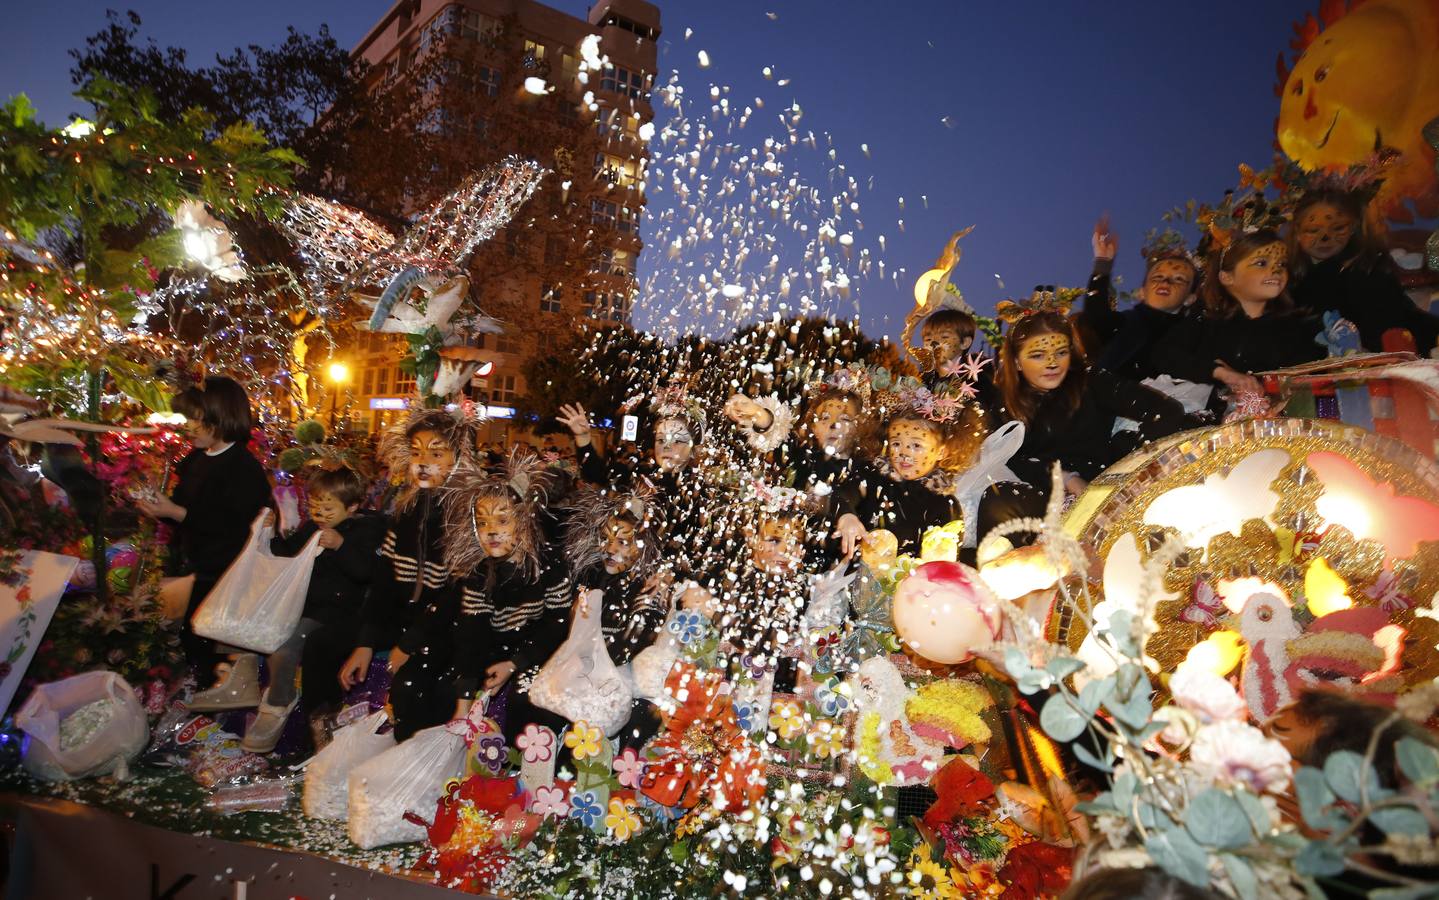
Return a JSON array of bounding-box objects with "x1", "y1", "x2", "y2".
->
[
  {"x1": 923, "y1": 756, "x2": 995, "y2": 829},
  {"x1": 640, "y1": 664, "x2": 766, "y2": 813},
  {"x1": 996, "y1": 842, "x2": 1074, "y2": 900}
]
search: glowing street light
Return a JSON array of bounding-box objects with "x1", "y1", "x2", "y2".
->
[{"x1": 327, "y1": 361, "x2": 351, "y2": 384}]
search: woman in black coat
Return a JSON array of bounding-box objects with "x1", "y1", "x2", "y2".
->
[{"x1": 135, "y1": 377, "x2": 272, "y2": 675}]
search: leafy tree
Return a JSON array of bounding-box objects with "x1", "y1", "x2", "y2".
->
[{"x1": 68, "y1": 9, "x2": 363, "y2": 188}]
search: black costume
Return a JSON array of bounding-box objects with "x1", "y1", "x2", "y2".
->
[
  {"x1": 167, "y1": 442, "x2": 273, "y2": 667},
  {"x1": 268, "y1": 513, "x2": 385, "y2": 714},
  {"x1": 1077, "y1": 258, "x2": 1198, "y2": 380},
  {"x1": 1291, "y1": 252, "x2": 1439, "y2": 354},
  {"x1": 1150, "y1": 309, "x2": 1325, "y2": 394},
  {"x1": 355, "y1": 491, "x2": 449, "y2": 653},
  {"x1": 387, "y1": 554, "x2": 572, "y2": 741}
]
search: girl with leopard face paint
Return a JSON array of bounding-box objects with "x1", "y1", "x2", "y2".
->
[
  {"x1": 1151, "y1": 228, "x2": 1325, "y2": 408},
  {"x1": 1286, "y1": 188, "x2": 1439, "y2": 355},
  {"x1": 985, "y1": 311, "x2": 1194, "y2": 532}
]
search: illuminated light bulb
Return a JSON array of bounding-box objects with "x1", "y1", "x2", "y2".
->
[
  {"x1": 61, "y1": 119, "x2": 96, "y2": 138},
  {"x1": 1304, "y1": 557, "x2": 1353, "y2": 617},
  {"x1": 327, "y1": 361, "x2": 350, "y2": 384},
  {"x1": 1183, "y1": 630, "x2": 1244, "y2": 677}
]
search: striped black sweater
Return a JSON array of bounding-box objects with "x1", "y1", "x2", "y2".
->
[
  {"x1": 357, "y1": 490, "x2": 449, "y2": 650},
  {"x1": 449, "y1": 553, "x2": 573, "y2": 697}
]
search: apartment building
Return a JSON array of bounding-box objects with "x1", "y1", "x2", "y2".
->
[{"x1": 343, "y1": 0, "x2": 659, "y2": 439}]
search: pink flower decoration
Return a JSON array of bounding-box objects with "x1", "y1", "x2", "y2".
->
[
  {"x1": 516, "y1": 723, "x2": 555, "y2": 764},
  {"x1": 613, "y1": 747, "x2": 646, "y2": 789},
  {"x1": 529, "y1": 783, "x2": 569, "y2": 818}
]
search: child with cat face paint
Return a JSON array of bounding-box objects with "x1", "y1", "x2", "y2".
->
[{"x1": 337, "y1": 409, "x2": 476, "y2": 711}]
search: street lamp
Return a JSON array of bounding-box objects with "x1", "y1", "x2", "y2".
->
[{"x1": 326, "y1": 361, "x2": 351, "y2": 431}]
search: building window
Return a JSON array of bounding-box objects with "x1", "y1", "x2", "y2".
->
[
  {"x1": 505, "y1": 228, "x2": 526, "y2": 258},
  {"x1": 540, "y1": 283, "x2": 563, "y2": 313},
  {"x1": 595, "y1": 247, "x2": 635, "y2": 277},
  {"x1": 544, "y1": 237, "x2": 568, "y2": 266},
  {"x1": 417, "y1": 8, "x2": 456, "y2": 53},
  {"x1": 590, "y1": 198, "x2": 617, "y2": 228},
  {"x1": 523, "y1": 39, "x2": 547, "y2": 63},
  {"x1": 363, "y1": 369, "x2": 375, "y2": 394},
  {"x1": 460, "y1": 11, "x2": 501, "y2": 46},
  {"x1": 395, "y1": 368, "x2": 416, "y2": 396},
  {"x1": 600, "y1": 65, "x2": 647, "y2": 100},
  {"x1": 560, "y1": 53, "x2": 578, "y2": 84},
  {"x1": 584, "y1": 289, "x2": 633, "y2": 322},
  {"x1": 479, "y1": 333, "x2": 521, "y2": 355},
  {"x1": 617, "y1": 205, "x2": 639, "y2": 235},
  {"x1": 491, "y1": 375, "x2": 518, "y2": 404},
  {"x1": 376, "y1": 367, "x2": 390, "y2": 394},
  {"x1": 477, "y1": 66, "x2": 501, "y2": 97}
]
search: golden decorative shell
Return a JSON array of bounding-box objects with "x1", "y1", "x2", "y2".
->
[{"x1": 1057, "y1": 418, "x2": 1439, "y2": 683}]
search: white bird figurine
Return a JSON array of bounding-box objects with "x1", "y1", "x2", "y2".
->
[
  {"x1": 360, "y1": 274, "x2": 500, "y2": 341},
  {"x1": 1236, "y1": 591, "x2": 1302, "y2": 721}
]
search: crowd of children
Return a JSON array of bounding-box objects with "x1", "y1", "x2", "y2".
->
[{"x1": 125, "y1": 181, "x2": 1434, "y2": 795}]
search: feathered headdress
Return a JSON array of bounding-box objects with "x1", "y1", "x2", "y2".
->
[
  {"x1": 563, "y1": 482, "x2": 663, "y2": 581},
  {"x1": 650, "y1": 377, "x2": 708, "y2": 444},
  {"x1": 993, "y1": 286, "x2": 1080, "y2": 325},
  {"x1": 875, "y1": 375, "x2": 980, "y2": 425},
  {"x1": 902, "y1": 227, "x2": 978, "y2": 371},
  {"x1": 441, "y1": 448, "x2": 552, "y2": 580},
  {"x1": 378, "y1": 405, "x2": 481, "y2": 511}
]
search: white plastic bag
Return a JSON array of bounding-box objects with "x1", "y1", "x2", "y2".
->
[
  {"x1": 192, "y1": 512, "x2": 321, "y2": 653},
  {"x1": 347, "y1": 723, "x2": 467, "y2": 849},
  {"x1": 16, "y1": 671, "x2": 148, "y2": 781},
  {"x1": 629, "y1": 597, "x2": 683, "y2": 703},
  {"x1": 529, "y1": 588, "x2": 633, "y2": 736},
  {"x1": 302, "y1": 710, "x2": 394, "y2": 821}
]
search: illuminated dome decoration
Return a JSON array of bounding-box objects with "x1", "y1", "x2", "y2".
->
[
  {"x1": 1275, "y1": 0, "x2": 1439, "y2": 221},
  {"x1": 1060, "y1": 418, "x2": 1439, "y2": 718}
]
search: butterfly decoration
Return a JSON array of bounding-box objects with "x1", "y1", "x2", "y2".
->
[
  {"x1": 1180, "y1": 578, "x2": 1226, "y2": 629},
  {"x1": 1307, "y1": 451, "x2": 1439, "y2": 561},
  {"x1": 1365, "y1": 569, "x2": 1415, "y2": 614},
  {"x1": 1143, "y1": 448, "x2": 1291, "y2": 551}
]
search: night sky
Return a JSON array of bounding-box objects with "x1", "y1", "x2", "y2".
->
[{"x1": 3, "y1": 0, "x2": 1308, "y2": 338}]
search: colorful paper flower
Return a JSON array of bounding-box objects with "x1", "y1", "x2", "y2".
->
[
  {"x1": 807, "y1": 719, "x2": 845, "y2": 759},
  {"x1": 669, "y1": 610, "x2": 706, "y2": 645},
  {"x1": 529, "y1": 784, "x2": 569, "y2": 818},
  {"x1": 612, "y1": 748, "x2": 646, "y2": 789},
  {"x1": 473, "y1": 734, "x2": 506, "y2": 776},
  {"x1": 604, "y1": 795, "x2": 641, "y2": 840},
  {"x1": 563, "y1": 721, "x2": 603, "y2": 761},
  {"x1": 640, "y1": 664, "x2": 766, "y2": 814},
  {"x1": 568, "y1": 789, "x2": 604, "y2": 828},
  {"x1": 733, "y1": 701, "x2": 756, "y2": 734},
  {"x1": 814, "y1": 678, "x2": 852, "y2": 717},
  {"x1": 768, "y1": 699, "x2": 806, "y2": 741},
  {"x1": 739, "y1": 652, "x2": 770, "y2": 681},
  {"x1": 516, "y1": 724, "x2": 555, "y2": 764}
]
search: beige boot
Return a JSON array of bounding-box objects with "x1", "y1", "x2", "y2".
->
[
  {"x1": 241, "y1": 689, "x2": 299, "y2": 754},
  {"x1": 188, "y1": 653, "x2": 262, "y2": 711}
]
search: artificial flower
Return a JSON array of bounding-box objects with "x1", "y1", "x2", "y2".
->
[
  {"x1": 806, "y1": 718, "x2": 845, "y2": 759},
  {"x1": 612, "y1": 748, "x2": 646, "y2": 789},
  {"x1": 669, "y1": 610, "x2": 706, "y2": 645},
  {"x1": 529, "y1": 784, "x2": 569, "y2": 818},
  {"x1": 569, "y1": 790, "x2": 604, "y2": 828},
  {"x1": 471, "y1": 734, "x2": 506, "y2": 776},
  {"x1": 516, "y1": 724, "x2": 555, "y2": 764},
  {"x1": 604, "y1": 795, "x2": 641, "y2": 840},
  {"x1": 1169, "y1": 660, "x2": 1247, "y2": 724},
  {"x1": 768, "y1": 699, "x2": 806, "y2": 741},
  {"x1": 1189, "y1": 720, "x2": 1292, "y2": 794},
  {"x1": 814, "y1": 678, "x2": 852, "y2": 717},
  {"x1": 564, "y1": 721, "x2": 603, "y2": 761},
  {"x1": 641, "y1": 664, "x2": 765, "y2": 813}
]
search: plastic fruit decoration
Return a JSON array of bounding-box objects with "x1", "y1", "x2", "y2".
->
[{"x1": 1275, "y1": 0, "x2": 1439, "y2": 222}]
